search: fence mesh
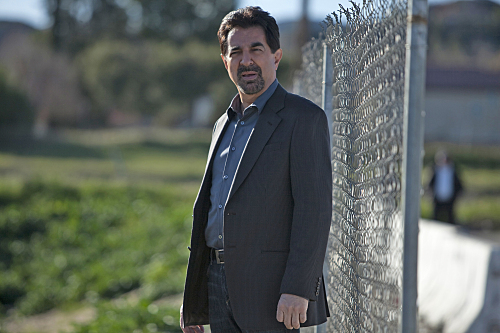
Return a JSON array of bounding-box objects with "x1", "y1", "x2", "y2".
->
[
  {"x1": 294, "y1": 0, "x2": 408, "y2": 331},
  {"x1": 293, "y1": 37, "x2": 324, "y2": 108}
]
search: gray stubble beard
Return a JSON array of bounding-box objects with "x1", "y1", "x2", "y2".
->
[{"x1": 236, "y1": 65, "x2": 265, "y2": 95}]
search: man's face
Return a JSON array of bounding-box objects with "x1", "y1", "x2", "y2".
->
[{"x1": 221, "y1": 26, "x2": 282, "y2": 97}]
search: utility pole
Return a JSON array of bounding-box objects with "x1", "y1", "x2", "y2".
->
[{"x1": 294, "y1": 0, "x2": 311, "y2": 70}]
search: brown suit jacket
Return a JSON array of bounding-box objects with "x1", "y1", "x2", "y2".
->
[{"x1": 183, "y1": 84, "x2": 332, "y2": 330}]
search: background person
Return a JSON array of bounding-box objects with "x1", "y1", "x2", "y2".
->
[{"x1": 429, "y1": 150, "x2": 463, "y2": 224}]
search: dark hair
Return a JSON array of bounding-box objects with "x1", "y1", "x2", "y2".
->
[{"x1": 218, "y1": 6, "x2": 280, "y2": 56}]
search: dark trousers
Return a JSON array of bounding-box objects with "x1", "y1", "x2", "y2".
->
[
  {"x1": 433, "y1": 199, "x2": 456, "y2": 224},
  {"x1": 208, "y1": 259, "x2": 300, "y2": 333}
]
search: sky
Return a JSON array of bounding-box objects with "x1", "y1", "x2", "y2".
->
[
  {"x1": 0, "y1": 0, "x2": 49, "y2": 29},
  {"x1": 0, "y1": 0, "x2": 496, "y2": 29}
]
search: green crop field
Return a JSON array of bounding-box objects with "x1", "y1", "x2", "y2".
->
[{"x1": 0, "y1": 128, "x2": 211, "y2": 333}]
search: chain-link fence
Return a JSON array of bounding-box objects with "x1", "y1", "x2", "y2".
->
[
  {"x1": 293, "y1": 37, "x2": 325, "y2": 108},
  {"x1": 293, "y1": 0, "x2": 427, "y2": 331}
]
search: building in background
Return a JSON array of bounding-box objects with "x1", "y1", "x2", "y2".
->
[
  {"x1": 425, "y1": 67, "x2": 500, "y2": 144},
  {"x1": 424, "y1": 0, "x2": 500, "y2": 145}
]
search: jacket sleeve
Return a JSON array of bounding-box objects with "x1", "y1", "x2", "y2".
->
[{"x1": 279, "y1": 105, "x2": 332, "y2": 301}]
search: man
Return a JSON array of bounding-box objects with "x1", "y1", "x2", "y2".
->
[
  {"x1": 181, "y1": 6, "x2": 332, "y2": 333},
  {"x1": 429, "y1": 150, "x2": 463, "y2": 224}
]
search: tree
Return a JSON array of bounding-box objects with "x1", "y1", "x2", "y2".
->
[
  {"x1": 0, "y1": 32, "x2": 88, "y2": 136},
  {"x1": 45, "y1": 0, "x2": 235, "y2": 53},
  {"x1": 77, "y1": 39, "x2": 235, "y2": 126},
  {"x1": 46, "y1": 0, "x2": 129, "y2": 52},
  {"x1": 138, "y1": 0, "x2": 233, "y2": 42},
  {"x1": 0, "y1": 68, "x2": 34, "y2": 129}
]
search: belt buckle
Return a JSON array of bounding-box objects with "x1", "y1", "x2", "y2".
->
[{"x1": 216, "y1": 249, "x2": 224, "y2": 264}]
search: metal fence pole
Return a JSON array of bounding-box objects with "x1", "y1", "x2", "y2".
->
[
  {"x1": 315, "y1": 41, "x2": 333, "y2": 333},
  {"x1": 321, "y1": 43, "x2": 334, "y2": 143},
  {"x1": 400, "y1": 0, "x2": 428, "y2": 331}
]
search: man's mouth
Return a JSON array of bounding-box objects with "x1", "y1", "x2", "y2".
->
[
  {"x1": 237, "y1": 65, "x2": 262, "y2": 82},
  {"x1": 241, "y1": 71, "x2": 258, "y2": 81}
]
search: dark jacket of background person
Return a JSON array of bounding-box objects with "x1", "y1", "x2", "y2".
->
[{"x1": 182, "y1": 84, "x2": 333, "y2": 330}]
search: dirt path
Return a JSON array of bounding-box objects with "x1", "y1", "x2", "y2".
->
[
  {"x1": 1, "y1": 292, "x2": 186, "y2": 333},
  {"x1": 3, "y1": 307, "x2": 96, "y2": 333}
]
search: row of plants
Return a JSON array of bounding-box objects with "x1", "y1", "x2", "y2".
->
[
  {"x1": 0, "y1": 179, "x2": 193, "y2": 318},
  {"x1": 73, "y1": 299, "x2": 183, "y2": 333}
]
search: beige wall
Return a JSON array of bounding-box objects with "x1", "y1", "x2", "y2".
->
[{"x1": 424, "y1": 88, "x2": 500, "y2": 144}]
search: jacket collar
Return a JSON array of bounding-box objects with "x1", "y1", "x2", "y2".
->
[
  {"x1": 202, "y1": 84, "x2": 287, "y2": 202},
  {"x1": 227, "y1": 84, "x2": 286, "y2": 199}
]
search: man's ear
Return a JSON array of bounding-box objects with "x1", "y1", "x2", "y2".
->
[
  {"x1": 274, "y1": 49, "x2": 283, "y2": 70},
  {"x1": 221, "y1": 54, "x2": 228, "y2": 70}
]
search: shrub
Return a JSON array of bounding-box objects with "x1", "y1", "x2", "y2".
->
[
  {"x1": 73, "y1": 299, "x2": 183, "y2": 333},
  {"x1": 0, "y1": 68, "x2": 34, "y2": 128},
  {"x1": 0, "y1": 179, "x2": 192, "y2": 315}
]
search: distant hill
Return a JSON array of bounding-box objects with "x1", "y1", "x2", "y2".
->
[
  {"x1": 429, "y1": 0, "x2": 500, "y2": 46},
  {"x1": 427, "y1": 0, "x2": 500, "y2": 71},
  {"x1": 278, "y1": 19, "x2": 324, "y2": 56},
  {"x1": 277, "y1": 0, "x2": 500, "y2": 71},
  {"x1": 0, "y1": 21, "x2": 35, "y2": 45}
]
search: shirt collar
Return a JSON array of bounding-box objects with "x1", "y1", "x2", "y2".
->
[{"x1": 227, "y1": 79, "x2": 279, "y2": 118}]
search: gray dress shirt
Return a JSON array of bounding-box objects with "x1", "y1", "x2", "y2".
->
[{"x1": 205, "y1": 79, "x2": 279, "y2": 249}]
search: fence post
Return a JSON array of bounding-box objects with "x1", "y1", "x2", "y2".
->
[
  {"x1": 401, "y1": 0, "x2": 428, "y2": 331},
  {"x1": 315, "y1": 41, "x2": 333, "y2": 333},
  {"x1": 321, "y1": 42, "x2": 334, "y2": 143}
]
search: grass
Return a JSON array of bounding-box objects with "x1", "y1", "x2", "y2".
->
[
  {"x1": 0, "y1": 128, "x2": 211, "y2": 188},
  {"x1": 460, "y1": 168, "x2": 500, "y2": 194},
  {"x1": 424, "y1": 142, "x2": 500, "y2": 170},
  {"x1": 0, "y1": 128, "x2": 210, "y2": 332}
]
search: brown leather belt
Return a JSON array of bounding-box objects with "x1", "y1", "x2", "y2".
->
[{"x1": 211, "y1": 248, "x2": 224, "y2": 264}]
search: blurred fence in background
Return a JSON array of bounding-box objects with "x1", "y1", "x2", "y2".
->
[
  {"x1": 293, "y1": 37, "x2": 324, "y2": 108},
  {"x1": 294, "y1": 0, "x2": 426, "y2": 331}
]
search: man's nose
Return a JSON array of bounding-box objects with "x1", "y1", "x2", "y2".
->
[{"x1": 240, "y1": 51, "x2": 253, "y2": 66}]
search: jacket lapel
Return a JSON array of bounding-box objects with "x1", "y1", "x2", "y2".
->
[
  {"x1": 205, "y1": 113, "x2": 229, "y2": 174},
  {"x1": 194, "y1": 113, "x2": 230, "y2": 214},
  {"x1": 228, "y1": 85, "x2": 286, "y2": 200}
]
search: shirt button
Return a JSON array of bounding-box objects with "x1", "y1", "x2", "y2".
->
[
  {"x1": 218, "y1": 204, "x2": 222, "y2": 209},
  {"x1": 218, "y1": 235, "x2": 223, "y2": 239},
  {"x1": 240, "y1": 121, "x2": 245, "y2": 125},
  {"x1": 223, "y1": 175, "x2": 228, "y2": 180},
  {"x1": 231, "y1": 147, "x2": 236, "y2": 151}
]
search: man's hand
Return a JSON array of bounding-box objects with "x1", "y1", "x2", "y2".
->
[
  {"x1": 276, "y1": 293, "x2": 309, "y2": 329},
  {"x1": 180, "y1": 305, "x2": 205, "y2": 333}
]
